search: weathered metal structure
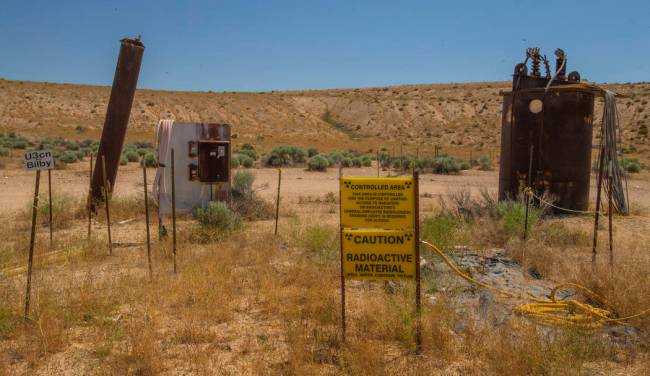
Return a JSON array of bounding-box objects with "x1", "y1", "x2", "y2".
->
[
  {"x1": 91, "y1": 38, "x2": 145, "y2": 204},
  {"x1": 498, "y1": 48, "x2": 601, "y2": 211},
  {"x1": 153, "y1": 121, "x2": 232, "y2": 215}
]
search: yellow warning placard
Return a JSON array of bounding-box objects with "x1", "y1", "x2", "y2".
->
[
  {"x1": 342, "y1": 229, "x2": 416, "y2": 281},
  {"x1": 340, "y1": 177, "x2": 414, "y2": 229}
]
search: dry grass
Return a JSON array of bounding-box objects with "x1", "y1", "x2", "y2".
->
[{"x1": 0, "y1": 181, "x2": 649, "y2": 375}]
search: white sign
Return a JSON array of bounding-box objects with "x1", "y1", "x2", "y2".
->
[{"x1": 23, "y1": 150, "x2": 55, "y2": 171}]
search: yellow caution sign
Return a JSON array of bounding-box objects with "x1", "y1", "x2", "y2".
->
[
  {"x1": 342, "y1": 229, "x2": 416, "y2": 281},
  {"x1": 340, "y1": 177, "x2": 414, "y2": 230}
]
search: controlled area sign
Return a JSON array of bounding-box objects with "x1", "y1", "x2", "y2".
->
[
  {"x1": 340, "y1": 177, "x2": 414, "y2": 229},
  {"x1": 23, "y1": 150, "x2": 54, "y2": 171},
  {"x1": 342, "y1": 229, "x2": 416, "y2": 281}
]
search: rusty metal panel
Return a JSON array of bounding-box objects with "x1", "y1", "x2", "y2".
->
[
  {"x1": 198, "y1": 141, "x2": 230, "y2": 182},
  {"x1": 499, "y1": 89, "x2": 594, "y2": 211}
]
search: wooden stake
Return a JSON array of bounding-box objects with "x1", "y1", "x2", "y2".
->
[
  {"x1": 47, "y1": 169, "x2": 53, "y2": 247},
  {"x1": 274, "y1": 168, "x2": 281, "y2": 235},
  {"x1": 24, "y1": 170, "x2": 41, "y2": 319},
  {"x1": 87, "y1": 154, "x2": 93, "y2": 239},
  {"x1": 376, "y1": 150, "x2": 380, "y2": 177},
  {"x1": 143, "y1": 161, "x2": 153, "y2": 280},
  {"x1": 413, "y1": 171, "x2": 422, "y2": 354},
  {"x1": 101, "y1": 155, "x2": 113, "y2": 255},
  {"x1": 171, "y1": 148, "x2": 177, "y2": 274}
]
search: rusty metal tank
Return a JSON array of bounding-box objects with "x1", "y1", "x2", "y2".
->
[{"x1": 498, "y1": 49, "x2": 595, "y2": 212}]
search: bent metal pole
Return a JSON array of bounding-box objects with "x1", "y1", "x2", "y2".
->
[{"x1": 90, "y1": 38, "x2": 144, "y2": 207}]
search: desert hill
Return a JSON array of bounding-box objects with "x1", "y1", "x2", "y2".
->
[{"x1": 0, "y1": 79, "x2": 648, "y2": 156}]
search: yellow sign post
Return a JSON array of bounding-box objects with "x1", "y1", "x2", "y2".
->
[
  {"x1": 342, "y1": 229, "x2": 416, "y2": 281},
  {"x1": 338, "y1": 173, "x2": 421, "y2": 352}
]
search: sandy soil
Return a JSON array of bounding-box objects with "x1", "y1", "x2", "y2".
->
[{"x1": 3, "y1": 162, "x2": 649, "y2": 214}]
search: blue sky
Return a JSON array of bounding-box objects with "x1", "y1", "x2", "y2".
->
[{"x1": 1, "y1": 1, "x2": 648, "y2": 91}]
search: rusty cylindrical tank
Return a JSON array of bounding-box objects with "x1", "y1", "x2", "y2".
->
[
  {"x1": 498, "y1": 64, "x2": 595, "y2": 212},
  {"x1": 91, "y1": 38, "x2": 145, "y2": 205}
]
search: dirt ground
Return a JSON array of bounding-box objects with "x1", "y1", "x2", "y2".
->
[{"x1": 2, "y1": 161, "x2": 649, "y2": 214}]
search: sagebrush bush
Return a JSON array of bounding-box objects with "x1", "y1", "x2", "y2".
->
[
  {"x1": 119, "y1": 155, "x2": 128, "y2": 165},
  {"x1": 421, "y1": 214, "x2": 462, "y2": 251},
  {"x1": 143, "y1": 153, "x2": 157, "y2": 168},
  {"x1": 0, "y1": 147, "x2": 9, "y2": 157},
  {"x1": 193, "y1": 201, "x2": 242, "y2": 232},
  {"x1": 478, "y1": 155, "x2": 493, "y2": 171},
  {"x1": 34, "y1": 193, "x2": 84, "y2": 229},
  {"x1": 620, "y1": 158, "x2": 642, "y2": 173},
  {"x1": 239, "y1": 155, "x2": 254, "y2": 168},
  {"x1": 60, "y1": 151, "x2": 79, "y2": 164},
  {"x1": 237, "y1": 148, "x2": 257, "y2": 161},
  {"x1": 498, "y1": 200, "x2": 539, "y2": 238},
  {"x1": 65, "y1": 141, "x2": 80, "y2": 151},
  {"x1": 307, "y1": 154, "x2": 330, "y2": 171},
  {"x1": 231, "y1": 155, "x2": 240, "y2": 168},
  {"x1": 125, "y1": 150, "x2": 139, "y2": 162},
  {"x1": 264, "y1": 145, "x2": 307, "y2": 166},
  {"x1": 231, "y1": 170, "x2": 274, "y2": 220}
]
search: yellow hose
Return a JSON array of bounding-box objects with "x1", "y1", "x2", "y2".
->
[{"x1": 420, "y1": 240, "x2": 650, "y2": 328}]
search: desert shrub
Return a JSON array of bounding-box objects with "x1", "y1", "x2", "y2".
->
[
  {"x1": 125, "y1": 150, "x2": 139, "y2": 162},
  {"x1": 65, "y1": 141, "x2": 79, "y2": 150},
  {"x1": 136, "y1": 148, "x2": 149, "y2": 156},
  {"x1": 620, "y1": 158, "x2": 642, "y2": 173},
  {"x1": 297, "y1": 224, "x2": 338, "y2": 264},
  {"x1": 421, "y1": 214, "x2": 462, "y2": 251},
  {"x1": 232, "y1": 170, "x2": 255, "y2": 197},
  {"x1": 0, "y1": 307, "x2": 16, "y2": 339},
  {"x1": 428, "y1": 156, "x2": 470, "y2": 174},
  {"x1": 361, "y1": 155, "x2": 372, "y2": 167},
  {"x1": 265, "y1": 145, "x2": 307, "y2": 166},
  {"x1": 12, "y1": 140, "x2": 27, "y2": 149},
  {"x1": 231, "y1": 155, "x2": 240, "y2": 168},
  {"x1": 80, "y1": 147, "x2": 93, "y2": 157},
  {"x1": 119, "y1": 155, "x2": 128, "y2": 165},
  {"x1": 340, "y1": 157, "x2": 352, "y2": 168},
  {"x1": 230, "y1": 170, "x2": 274, "y2": 220},
  {"x1": 193, "y1": 201, "x2": 242, "y2": 232},
  {"x1": 351, "y1": 157, "x2": 362, "y2": 167},
  {"x1": 143, "y1": 153, "x2": 157, "y2": 168},
  {"x1": 498, "y1": 200, "x2": 540, "y2": 238},
  {"x1": 74, "y1": 150, "x2": 85, "y2": 160},
  {"x1": 307, "y1": 154, "x2": 330, "y2": 171},
  {"x1": 237, "y1": 148, "x2": 257, "y2": 161},
  {"x1": 0, "y1": 147, "x2": 9, "y2": 157},
  {"x1": 60, "y1": 151, "x2": 79, "y2": 164},
  {"x1": 239, "y1": 154, "x2": 254, "y2": 168},
  {"x1": 33, "y1": 192, "x2": 83, "y2": 229},
  {"x1": 478, "y1": 155, "x2": 493, "y2": 171},
  {"x1": 307, "y1": 147, "x2": 319, "y2": 157}
]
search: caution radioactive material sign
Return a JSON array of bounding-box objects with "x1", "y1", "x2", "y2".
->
[
  {"x1": 340, "y1": 177, "x2": 414, "y2": 229},
  {"x1": 342, "y1": 229, "x2": 416, "y2": 281}
]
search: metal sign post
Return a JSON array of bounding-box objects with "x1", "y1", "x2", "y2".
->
[
  {"x1": 274, "y1": 168, "x2": 281, "y2": 235},
  {"x1": 143, "y1": 161, "x2": 153, "y2": 280}
]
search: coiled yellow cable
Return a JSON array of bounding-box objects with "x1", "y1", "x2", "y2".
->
[{"x1": 420, "y1": 240, "x2": 650, "y2": 328}]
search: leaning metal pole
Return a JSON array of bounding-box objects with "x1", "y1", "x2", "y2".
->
[{"x1": 90, "y1": 38, "x2": 145, "y2": 207}]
